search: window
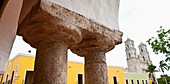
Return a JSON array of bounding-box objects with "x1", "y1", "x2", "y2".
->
[
  {"x1": 129, "y1": 53, "x2": 131, "y2": 58},
  {"x1": 142, "y1": 80, "x2": 144, "y2": 84},
  {"x1": 78, "y1": 74, "x2": 83, "y2": 84},
  {"x1": 113, "y1": 76, "x2": 118, "y2": 84},
  {"x1": 5, "y1": 74, "x2": 8, "y2": 84},
  {"x1": 143, "y1": 56, "x2": 145, "y2": 61},
  {"x1": 126, "y1": 79, "x2": 128, "y2": 84},
  {"x1": 131, "y1": 80, "x2": 134, "y2": 84},
  {"x1": 25, "y1": 71, "x2": 33, "y2": 84},
  {"x1": 137, "y1": 80, "x2": 139, "y2": 84},
  {"x1": 10, "y1": 71, "x2": 15, "y2": 84},
  {"x1": 145, "y1": 80, "x2": 148, "y2": 84},
  {"x1": 141, "y1": 49, "x2": 143, "y2": 52}
]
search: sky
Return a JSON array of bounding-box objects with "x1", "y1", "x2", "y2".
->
[{"x1": 9, "y1": 0, "x2": 170, "y2": 78}]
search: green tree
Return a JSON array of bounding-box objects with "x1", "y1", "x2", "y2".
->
[
  {"x1": 146, "y1": 64, "x2": 158, "y2": 84},
  {"x1": 159, "y1": 60, "x2": 169, "y2": 74},
  {"x1": 147, "y1": 27, "x2": 170, "y2": 84},
  {"x1": 159, "y1": 60, "x2": 169, "y2": 84},
  {"x1": 147, "y1": 26, "x2": 170, "y2": 64},
  {"x1": 158, "y1": 75, "x2": 170, "y2": 84},
  {"x1": 147, "y1": 27, "x2": 170, "y2": 55},
  {"x1": 147, "y1": 26, "x2": 170, "y2": 69}
]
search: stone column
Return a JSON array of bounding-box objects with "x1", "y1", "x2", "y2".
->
[
  {"x1": 17, "y1": 3, "x2": 82, "y2": 83},
  {"x1": 71, "y1": 27, "x2": 123, "y2": 84},
  {"x1": 18, "y1": 0, "x2": 122, "y2": 83},
  {"x1": 85, "y1": 52, "x2": 108, "y2": 84},
  {"x1": 33, "y1": 40, "x2": 68, "y2": 84}
]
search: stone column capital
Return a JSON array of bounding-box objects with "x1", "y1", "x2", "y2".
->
[
  {"x1": 18, "y1": 0, "x2": 123, "y2": 50},
  {"x1": 70, "y1": 28, "x2": 123, "y2": 57},
  {"x1": 17, "y1": 8, "x2": 82, "y2": 48}
]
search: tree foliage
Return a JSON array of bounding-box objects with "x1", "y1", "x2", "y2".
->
[
  {"x1": 147, "y1": 26, "x2": 170, "y2": 55},
  {"x1": 159, "y1": 60, "x2": 169, "y2": 74},
  {"x1": 147, "y1": 26, "x2": 170, "y2": 70},
  {"x1": 158, "y1": 75, "x2": 170, "y2": 84},
  {"x1": 159, "y1": 60, "x2": 169, "y2": 84}
]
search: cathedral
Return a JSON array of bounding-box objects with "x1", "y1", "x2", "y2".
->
[
  {"x1": 125, "y1": 38, "x2": 158, "y2": 84},
  {"x1": 125, "y1": 38, "x2": 152, "y2": 73}
]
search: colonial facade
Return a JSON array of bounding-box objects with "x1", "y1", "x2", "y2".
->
[{"x1": 1, "y1": 54, "x2": 151, "y2": 84}]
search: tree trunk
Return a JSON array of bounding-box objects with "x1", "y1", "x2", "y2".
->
[
  {"x1": 151, "y1": 74, "x2": 158, "y2": 84},
  {"x1": 162, "y1": 72, "x2": 168, "y2": 84}
]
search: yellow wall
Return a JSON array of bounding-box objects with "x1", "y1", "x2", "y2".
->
[
  {"x1": 3, "y1": 55, "x2": 125, "y2": 84},
  {"x1": 108, "y1": 66, "x2": 125, "y2": 84},
  {"x1": 67, "y1": 62, "x2": 125, "y2": 84},
  {"x1": 2, "y1": 54, "x2": 35, "y2": 84},
  {"x1": 68, "y1": 62, "x2": 84, "y2": 84}
]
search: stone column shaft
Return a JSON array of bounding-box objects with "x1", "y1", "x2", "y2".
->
[
  {"x1": 85, "y1": 52, "x2": 108, "y2": 84},
  {"x1": 33, "y1": 40, "x2": 68, "y2": 84}
]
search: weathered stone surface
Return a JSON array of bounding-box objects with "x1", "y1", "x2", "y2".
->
[
  {"x1": 18, "y1": 8, "x2": 82, "y2": 48},
  {"x1": 85, "y1": 52, "x2": 108, "y2": 84},
  {"x1": 70, "y1": 29, "x2": 122, "y2": 56},
  {"x1": 45, "y1": 0, "x2": 120, "y2": 29},
  {"x1": 18, "y1": 0, "x2": 40, "y2": 24},
  {"x1": 18, "y1": 0, "x2": 123, "y2": 54},
  {"x1": 33, "y1": 40, "x2": 68, "y2": 84},
  {"x1": 17, "y1": 1, "x2": 123, "y2": 84},
  {"x1": 40, "y1": 0, "x2": 122, "y2": 42}
]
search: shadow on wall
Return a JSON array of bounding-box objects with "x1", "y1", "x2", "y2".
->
[{"x1": 0, "y1": 0, "x2": 4, "y2": 9}]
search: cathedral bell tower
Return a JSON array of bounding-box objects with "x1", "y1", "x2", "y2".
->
[
  {"x1": 125, "y1": 38, "x2": 142, "y2": 73},
  {"x1": 138, "y1": 43, "x2": 151, "y2": 73}
]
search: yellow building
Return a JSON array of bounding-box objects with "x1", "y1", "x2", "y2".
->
[
  {"x1": 67, "y1": 62, "x2": 84, "y2": 84},
  {"x1": 1, "y1": 54, "x2": 35, "y2": 84},
  {"x1": 108, "y1": 66, "x2": 125, "y2": 84},
  {"x1": 68, "y1": 62, "x2": 125, "y2": 84},
  {"x1": 2, "y1": 54, "x2": 125, "y2": 84}
]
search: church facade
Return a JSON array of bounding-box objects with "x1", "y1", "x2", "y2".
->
[
  {"x1": 125, "y1": 38, "x2": 158, "y2": 84},
  {"x1": 125, "y1": 38, "x2": 152, "y2": 73}
]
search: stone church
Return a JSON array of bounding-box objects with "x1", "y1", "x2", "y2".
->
[
  {"x1": 125, "y1": 38, "x2": 152, "y2": 73},
  {"x1": 125, "y1": 38, "x2": 158, "y2": 84}
]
